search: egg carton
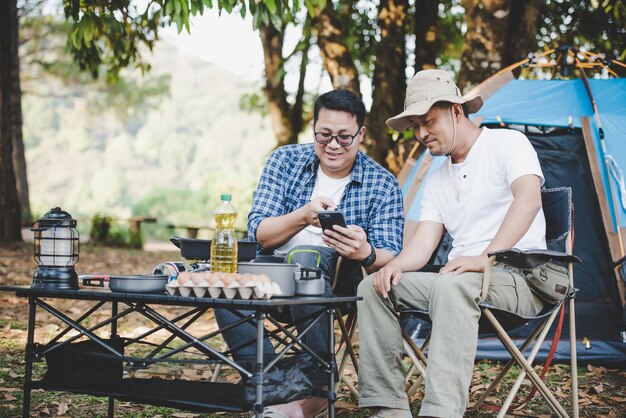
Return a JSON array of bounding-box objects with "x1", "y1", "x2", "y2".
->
[{"x1": 166, "y1": 271, "x2": 282, "y2": 300}]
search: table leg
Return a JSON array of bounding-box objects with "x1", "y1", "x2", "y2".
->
[
  {"x1": 22, "y1": 297, "x2": 36, "y2": 418},
  {"x1": 255, "y1": 311, "x2": 265, "y2": 418},
  {"x1": 328, "y1": 307, "x2": 336, "y2": 418},
  {"x1": 108, "y1": 302, "x2": 118, "y2": 418}
]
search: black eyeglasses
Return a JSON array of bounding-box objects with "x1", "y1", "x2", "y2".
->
[{"x1": 313, "y1": 127, "x2": 361, "y2": 146}]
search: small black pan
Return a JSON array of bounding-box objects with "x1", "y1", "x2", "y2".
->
[{"x1": 170, "y1": 236, "x2": 258, "y2": 261}]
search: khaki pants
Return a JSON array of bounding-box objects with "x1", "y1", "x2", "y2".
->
[{"x1": 357, "y1": 264, "x2": 564, "y2": 417}]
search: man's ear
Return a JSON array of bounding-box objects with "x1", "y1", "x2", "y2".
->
[
  {"x1": 453, "y1": 103, "x2": 464, "y2": 118},
  {"x1": 359, "y1": 126, "x2": 366, "y2": 143}
]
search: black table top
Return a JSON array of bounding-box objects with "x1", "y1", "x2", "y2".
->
[{"x1": 0, "y1": 285, "x2": 361, "y2": 309}]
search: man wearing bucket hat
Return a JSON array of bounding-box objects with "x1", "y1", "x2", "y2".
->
[{"x1": 356, "y1": 69, "x2": 567, "y2": 417}]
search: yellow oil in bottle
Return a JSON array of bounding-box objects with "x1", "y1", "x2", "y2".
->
[{"x1": 211, "y1": 196, "x2": 238, "y2": 273}]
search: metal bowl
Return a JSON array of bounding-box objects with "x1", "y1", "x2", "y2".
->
[{"x1": 109, "y1": 275, "x2": 169, "y2": 294}]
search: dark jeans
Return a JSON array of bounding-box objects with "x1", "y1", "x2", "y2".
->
[{"x1": 213, "y1": 245, "x2": 360, "y2": 386}]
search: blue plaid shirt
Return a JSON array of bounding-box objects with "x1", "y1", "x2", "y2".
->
[{"x1": 248, "y1": 143, "x2": 404, "y2": 256}]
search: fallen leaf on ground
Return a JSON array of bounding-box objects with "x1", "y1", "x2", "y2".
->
[
  {"x1": 57, "y1": 399, "x2": 69, "y2": 415},
  {"x1": 182, "y1": 368, "x2": 201, "y2": 380},
  {"x1": 335, "y1": 400, "x2": 358, "y2": 410}
]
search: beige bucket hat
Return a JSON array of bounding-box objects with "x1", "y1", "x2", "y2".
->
[{"x1": 386, "y1": 69, "x2": 483, "y2": 131}]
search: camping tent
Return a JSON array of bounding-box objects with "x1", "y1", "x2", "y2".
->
[{"x1": 401, "y1": 75, "x2": 626, "y2": 366}]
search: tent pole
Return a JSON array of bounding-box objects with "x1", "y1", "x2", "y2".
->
[{"x1": 577, "y1": 61, "x2": 626, "y2": 258}]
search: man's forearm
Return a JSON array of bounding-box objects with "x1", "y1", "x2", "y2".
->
[
  {"x1": 389, "y1": 221, "x2": 444, "y2": 272},
  {"x1": 483, "y1": 177, "x2": 542, "y2": 256},
  {"x1": 255, "y1": 208, "x2": 308, "y2": 249},
  {"x1": 364, "y1": 248, "x2": 394, "y2": 274}
]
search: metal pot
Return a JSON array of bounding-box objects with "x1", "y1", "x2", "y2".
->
[
  {"x1": 295, "y1": 267, "x2": 326, "y2": 296},
  {"x1": 108, "y1": 275, "x2": 169, "y2": 293},
  {"x1": 237, "y1": 262, "x2": 297, "y2": 296}
]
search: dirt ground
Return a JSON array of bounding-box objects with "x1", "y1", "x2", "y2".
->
[{"x1": 1, "y1": 241, "x2": 625, "y2": 417}]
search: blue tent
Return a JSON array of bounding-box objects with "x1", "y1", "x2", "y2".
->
[
  {"x1": 480, "y1": 78, "x2": 626, "y2": 231},
  {"x1": 402, "y1": 77, "x2": 626, "y2": 366}
]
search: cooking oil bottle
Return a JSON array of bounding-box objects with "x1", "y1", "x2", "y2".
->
[{"x1": 210, "y1": 194, "x2": 238, "y2": 273}]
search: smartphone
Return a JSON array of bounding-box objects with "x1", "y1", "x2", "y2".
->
[{"x1": 318, "y1": 210, "x2": 347, "y2": 232}]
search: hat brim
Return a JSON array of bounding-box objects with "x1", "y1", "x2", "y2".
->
[{"x1": 385, "y1": 94, "x2": 484, "y2": 131}]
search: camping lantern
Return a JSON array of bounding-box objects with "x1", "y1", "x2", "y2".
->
[{"x1": 31, "y1": 207, "x2": 80, "y2": 290}]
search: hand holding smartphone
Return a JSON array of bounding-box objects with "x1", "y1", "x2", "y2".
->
[{"x1": 318, "y1": 210, "x2": 347, "y2": 232}]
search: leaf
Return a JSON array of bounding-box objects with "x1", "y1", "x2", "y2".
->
[
  {"x1": 269, "y1": 9, "x2": 283, "y2": 30},
  {"x1": 164, "y1": 0, "x2": 174, "y2": 15},
  {"x1": 592, "y1": 383, "x2": 605, "y2": 393},
  {"x1": 71, "y1": 25, "x2": 83, "y2": 50},
  {"x1": 82, "y1": 15, "x2": 95, "y2": 46},
  {"x1": 264, "y1": 0, "x2": 277, "y2": 15},
  {"x1": 3, "y1": 394, "x2": 16, "y2": 401},
  {"x1": 304, "y1": 0, "x2": 316, "y2": 18},
  {"x1": 57, "y1": 399, "x2": 69, "y2": 415},
  {"x1": 182, "y1": 368, "x2": 201, "y2": 381}
]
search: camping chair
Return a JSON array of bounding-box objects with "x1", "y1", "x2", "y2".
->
[{"x1": 400, "y1": 187, "x2": 580, "y2": 418}]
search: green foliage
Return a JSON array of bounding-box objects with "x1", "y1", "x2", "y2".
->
[
  {"x1": 22, "y1": 44, "x2": 275, "y2": 239},
  {"x1": 61, "y1": 0, "x2": 319, "y2": 80},
  {"x1": 239, "y1": 92, "x2": 269, "y2": 116},
  {"x1": 541, "y1": 0, "x2": 626, "y2": 61},
  {"x1": 89, "y1": 213, "x2": 130, "y2": 247},
  {"x1": 89, "y1": 213, "x2": 112, "y2": 242},
  {"x1": 334, "y1": 1, "x2": 378, "y2": 79},
  {"x1": 20, "y1": 7, "x2": 171, "y2": 124}
]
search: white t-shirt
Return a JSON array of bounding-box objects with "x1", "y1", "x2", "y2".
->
[
  {"x1": 419, "y1": 127, "x2": 547, "y2": 260},
  {"x1": 274, "y1": 166, "x2": 351, "y2": 256}
]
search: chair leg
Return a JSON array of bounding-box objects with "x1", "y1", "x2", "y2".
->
[
  {"x1": 472, "y1": 315, "x2": 551, "y2": 410},
  {"x1": 483, "y1": 309, "x2": 569, "y2": 418},
  {"x1": 334, "y1": 309, "x2": 359, "y2": 399},
  {"x1": 568, "y1": 297, "x2": 579, "y2": 418},
  {"x1": 336, "y1": 309, "x2": 359, "y2": 373},
  {"x1": 497, "y1": 309, "x2": 560, "y2": 417},
  {"x1": 401, "y1": 329, "x2": 429, "y2": 397}
]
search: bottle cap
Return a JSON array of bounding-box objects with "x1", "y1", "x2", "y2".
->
[{"x1": 221, "y1": 194, "x2": 232, "y2": 201}]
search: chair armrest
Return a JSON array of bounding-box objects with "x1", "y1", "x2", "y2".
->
[
  {"x1": 481, "y1": 249, "x2": 581, "y2": 301},
  {"x1": 487, "y1": 248, "x2": 581, "y2": 270},
  {"x1": 331, "y1": 256, "x2": 366, "y2": 293}
]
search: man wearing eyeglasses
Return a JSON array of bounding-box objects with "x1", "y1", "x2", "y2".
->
[{"x1": 214, "y1": 89, "x2": 404, "y2": 418}]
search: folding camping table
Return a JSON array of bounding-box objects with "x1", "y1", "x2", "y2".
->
[{"x1": 0, "y1": 285, "x2": 360, "y2": 418}]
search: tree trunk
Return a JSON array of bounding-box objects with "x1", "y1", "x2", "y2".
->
[
  {"x1": 459, "y1": 0, "x2": 512, "y2": 91},
  {"x1": 11, "y1": 2, "x2": 31, "y2": 222},
  {"x1": 0, "y1": 0, "x2": 23, "y2": 242},
  {"x1": 502, "y1": 0, "x2": 544, "y2": 69},
  {"x1": 414, "y1": 0, "x2": 439, "y2": 71},
  {"x1": 369, "y1": 0, "x2": 409, "y2": 172},
  {"x1": 259, "y1": 23, "x2": 293, "y2": 147},
  {"x1": 288, "y1": 21, "x2": 312, "y2": 145},
  {"x1": 312, "y1": 3, "x2": 361, "y2": 94}
]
